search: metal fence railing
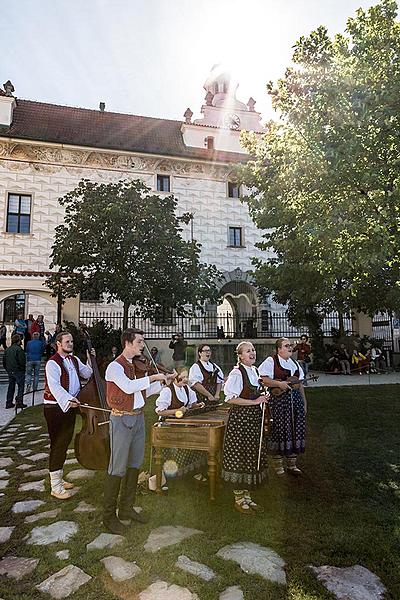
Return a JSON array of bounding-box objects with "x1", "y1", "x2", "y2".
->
[{"x1": 79, "y1": 310, "x2": 354, "y2": 340}]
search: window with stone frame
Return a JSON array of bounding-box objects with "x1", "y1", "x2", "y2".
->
[
  {"x1": 228, "y1": 226, "x2": 244, "y2": 247},
  {"x1": 156, "y1": 174, "x2": 171, "y2": 193},
  {"x1": 6, "y1": 193, "x2": 32, "y2": 234},
  {"x1": 227, "y1": 182, "x2": 241, "y2": 198}
]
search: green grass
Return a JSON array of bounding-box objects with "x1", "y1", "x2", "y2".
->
[{"x1": 0, "y1": 385, "x2": 399, "y2": 599}]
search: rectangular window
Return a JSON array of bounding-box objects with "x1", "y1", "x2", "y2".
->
[
  {"x1": 156, "y1": 175, "x2": 171, "y2": 192},
  {"x1": 228, "y1": 226, "x2": 243, "y2": 247},
  {"x1": 228, "y1": 182, "x2": 241, "y2": 198},
  {"x1": 6, "y1": 193, "x2": 32, "y2": 234}
]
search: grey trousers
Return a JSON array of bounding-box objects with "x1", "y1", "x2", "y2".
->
[{"x1": 108, "y1": 413, "x2": 145, "y2": 477}]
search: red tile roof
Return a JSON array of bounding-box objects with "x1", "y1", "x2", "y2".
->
[{"x1": 1, "y1": 99, "x2": 247, "y2": 164}]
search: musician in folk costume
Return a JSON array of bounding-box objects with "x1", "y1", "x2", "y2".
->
[
  {"x1": 43, "y1": 331, "x2": 93, "y2": 500},
  {"x1": 258, "y1": 337, "x2": 307, "y2": 477},
  {"x1": 221, "y1": 341, "x2": 269, "y2": 514},
  {"x1": 104, "y1": 328, "x2": 175, "y2": 535},
  {"x1": 155, "y1": 366, "x2": 207, "y2": 480},
  {"x1": 189, "y1": 344, "x2": 224, "y2": 403}
]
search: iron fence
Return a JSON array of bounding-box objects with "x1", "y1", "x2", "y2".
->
[{"x1": 79, "y1": 310, "x2": 353, "y2": 340}]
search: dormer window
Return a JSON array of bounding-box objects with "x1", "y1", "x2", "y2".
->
[{"x1": 205, "y1": 136, "x2": 214, "y2": 150}]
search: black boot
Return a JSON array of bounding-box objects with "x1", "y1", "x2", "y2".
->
[
  {"x1": 119, "y1": 468, "x2": 149, "y2": 524},
  {"x1": 103, "y1": 474, "x2": 127, "y2": 535}
]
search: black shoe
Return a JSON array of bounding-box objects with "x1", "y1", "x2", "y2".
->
[
  {"x1": 119, "y1": 468, "x2": 149, "y2": 524},
  {"x1": 119, "y1": 506, "x2": 149, "y2": 524},
  {"x1": 5, "y1": 403, "x2": 15, "y2": 409},
  {"x1": 103, "y1": 474, "x2": 127, "y2": 536},
  {"x1": 16, "y1": 403, "x2": 27, "y2": 409}
]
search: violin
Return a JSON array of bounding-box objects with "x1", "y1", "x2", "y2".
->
[
  {"x1": 268, "y1": 374, "x2": 319, "y2": 396},
  {"x1": 132, "y1": 353, "x2": 174, "y2": 376}
]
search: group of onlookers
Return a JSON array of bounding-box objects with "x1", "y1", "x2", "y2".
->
[{"x1": 327, "y1": 344, "x2": 386, "y2": 375}]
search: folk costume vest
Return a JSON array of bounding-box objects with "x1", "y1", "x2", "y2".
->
[
  {"x1": 43, "y1": 353, "x2": 81, "y2": 402},
  {"x1": 238, "y1": 364, "x2": 263, "y2": 400},
  {"x1": 272, "y1": 355, "x2": 300, "y2": 381},
  {"x1": 106, "y1": 355, "x2": 147, "y2": 412},
  {"x1": 168, "y1": 384, "x2": 190, "y2": 410},
  {"x1": 195, "y1": 360, "x2": 219, "y2": 400}
]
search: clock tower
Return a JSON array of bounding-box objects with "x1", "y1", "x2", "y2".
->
[{"x1": 181, "y1": 65, "x2": 264, "y2": 154}]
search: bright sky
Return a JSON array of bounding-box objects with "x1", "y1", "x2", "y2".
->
[{"x1": 1, "y1": 0, "x2": 379, "y2": 123}]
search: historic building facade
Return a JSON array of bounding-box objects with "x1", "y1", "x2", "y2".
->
[{"x1": 0, "y1": 67, "x2": 283, "y2": 338}]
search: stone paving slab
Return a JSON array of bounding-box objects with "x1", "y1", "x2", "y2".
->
[
  {"x1": 26, "y1": 521, "x2": 78, "y2": 546},
  {"x1": 0, "y1": 458, "x2": 13, "y2": 467},
  {"x1": 216, "y1": 542, "x2": 286, "y2": 585},
  {"x1": 0, "y1": 469, "x2": 9, "y2": 478},
  {"x1": 64, "y1": 458, "x2": 79, "y2": 465},
  {"x1": 36, "y1": 564, "x2": 92, "y2": 599},
  {"x1": 55, "y1": 550, "x2": 70, "y2": 560},
  {"x1": 86, "y1": 532, "x2": 124, "y2": 551},
  {"x1": 310, "y1": 564, "x2": 387, "y2": 600},
  {"x1": 139, "y1": 581, "x2": 199, "y2": 600},
  {"x1": 65, "y1": 469, "x2": 95, "y2": 481},
  {"x1": 17, "y1": 450, "x2": 32, "y2": 457},
  {"x1": 73, "y1": 500, "x2": 96, "y2": 513},
  {"x1": 0, "y1": 556, "x2": 39, "y2": 580},
  {"x1": 144, "y1": 525, "x2": 203, "y2": 553},
  {"x1": 24, "y1": 508, "x2": 61, "y2": 524},
  {"x1": 220, "y1": 587, "x2": 244, "y2": 600},
  {"x1": 12, "y1": 499, "x2": 45, "y2": 513},
  {"x1": 0, "y1": 479, "x2": 8, "y2": 490},
  {"x1": 28, "y1": 452, "x2": 48, "y2": 462},
  {"x1": 101, "y1": 555, "x2": 141, "y2": 581},
  {"x1": 16, "y1": 463, "x2": 34, "y2": 470},
  {"x1": 176, "y1": 555, "x2": 216, "y2": 581},
  {"x1": 0, "y1": 526, "x2": 15, "y2": 543},
  {"x1": 18, "y1": 478, "x2": 46, "y2": 492},
  {"x1": 25, "y1": 468, "x2": 48, "y2": 477}
]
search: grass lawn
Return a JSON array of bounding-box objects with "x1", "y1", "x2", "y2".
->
[{"x1": 0, "y1": 384, "x2": 399, "y2": 599}]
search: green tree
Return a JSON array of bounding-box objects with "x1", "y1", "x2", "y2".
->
[
  {"x1": 47, "y1": 178, "x2": 220, "y2": 328},
  {"x1": 241, "y1": 0, "x2": 400, "y2": 337}
]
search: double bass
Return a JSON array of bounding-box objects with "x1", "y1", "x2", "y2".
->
[{"x1": 74, "y1": 329, "x2": 110, "y2": 470}]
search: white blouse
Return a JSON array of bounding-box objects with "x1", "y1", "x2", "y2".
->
[
  {"x1": 258, "y1": 356, "x2": 304, "y2": 380},
  {"x1": 155, "y1": 384, "x2": 198, "y2": 413},
  {"x1": 189, "y1": 360, "x2": 224, "y2": 387},
  {"x1": 105, "y1": 360, "x2": 162, "y2": 410},
  {"x1": 224, "y1": 364, "x2": 260, "y2": 401}
]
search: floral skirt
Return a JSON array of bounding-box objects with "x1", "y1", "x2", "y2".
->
[
  {"x1": 221, "y1": 405, "x2": 268, "y2": 487},
  {"x1": 162, "y1": 448, "x2": 206, "y2": 479},
  {"x1": 268, "y1": 389, "x2": 306, "y2": 455}
]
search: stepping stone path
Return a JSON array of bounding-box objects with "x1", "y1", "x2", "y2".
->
[
  {"x1": 12, "y1": 499, "x2": 45, "y2": 513},
  {"x1": 65, "y1": 469, "x2": 95, "y2": 481},
  {"x1": 55, "y1": 550, "x2": 70, "y2": 560},
  {"x1": 0, "y1": 526, "x2": 15, "y2": 543},
  {"x1": 0, "y1": 479, "x2": 8, "y2": 490},
  {"x1": 216, "y1": 542, "x2": 286, "y2": 585},
  {"x1": 25, "y1": 508, "x2": 61, "y2": 523},
  {"x1": 36, "y1": 564, "x2": 91, "y2": 599},
  {"x1": 73, "y1": 500, "x2": 96, "y2": 513},
  {"x1": 28, "y1": 452, "x2": 48, "y2": 462},
  {"x1": 18, "y1": 479, "x2": 46, "y2": 492},
  {"x1": 16, "y1": 463, "x2": 33, "y2": 470},
  {"x1": 176, "y1": 555, "x2": 216, "y2": 581},
  {"x1": 310, "y1": 565, "x2": 387, "y2": 600},
  {"x1": 0, "y1": 458, "x2": 13, "y2": 467},
  {"x1": 139, "y1": 581, "x2": 199, "y2": 600},
  {"x1": 101, "y1": 555, "x2": 141, "y2": 581},
  {"x1": 17, "y1": 450, "x2": 32, "y2": 457},
  {"x1": 87, "y1": 532, "x2": 124, "y2": 551},
  {"x1": 26, "y1": 468, "x2": 48, "y2": 477},
  {"x1": 220, "y1": 587, "x2": 244, "y2": 600},
  {"x1": 144, "y1": 525, "x2": 203, "y2": 553},
  {"x1": 26, "y1": 521, "x2": 78, "y2": 546},
  {"x1": 0, "y1": 470, "x2": 9, "y2": 478},
  {"x1": 0, "y1": 556, "x2": 39, "y2": 580}
]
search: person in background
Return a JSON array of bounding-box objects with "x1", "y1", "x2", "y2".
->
[
  {"x1": 3, "y1": 334, "x2": 27, "y2": 409},
  {"x1": 32, "y1": 314, "x2": 45, "y2": 340},
  {"x1": 45, "y1": 324, "x2": 62, "y2": 361},
  {"x1": 24, "y1": 313, "x2": 34, "y2": 347},
  {"x1": 293, "y1": 334, "x2": 311, "y2": 385},
  {"x1": 169, "y1": 332, "x2": 187, "y2": 368},
  {"x1": 14, "y1": 313, "x2": 27, "y2": 347},
  {"x1": 0, "y1": 322, "x2": 7, "y2": 350},
  {"x1": 150, "y1": 346, "x2": 161, "y2": 365},
  {"x1": 25, "y1": 331, "x2": 45, "y2": 393},
  {"x1": 338, "y1": 344, "x2": 351, "y2": 375}
]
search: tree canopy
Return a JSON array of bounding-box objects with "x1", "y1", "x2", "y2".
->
[
  {"x1": 47, "y1": 178, "x2": 220, "y2": 326},
  {"x1": 240, "y1": 0, "x2": 400, "y2": 333}
]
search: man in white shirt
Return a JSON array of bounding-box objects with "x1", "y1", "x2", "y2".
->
[
  {"x1": 104, "y1": 328, "x2": 176, "y2": 535},
  {"x1": 43, "y1": 331, "x2": 93, "y2": 499}
]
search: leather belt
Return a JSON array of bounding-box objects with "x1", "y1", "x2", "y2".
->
[{"x1": 111, "y1": 408, "x2": 144, "y2": 416}]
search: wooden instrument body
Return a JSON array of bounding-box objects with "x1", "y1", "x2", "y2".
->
[{"x1": 269, "y1": 374, "x2": 319, "y2": 396}]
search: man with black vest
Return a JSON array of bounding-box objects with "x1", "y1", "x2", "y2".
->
[
  {"x1": 44, "y1": 331, "x2": 92, "y2": 499},
  {"x1": 104, "y1": 328, "x2": 175, "y2": 535}
]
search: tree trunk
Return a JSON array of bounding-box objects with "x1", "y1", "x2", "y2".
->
[
  {"x1": 123, "y1": 302, "x2": 130, "y2": 330},
  {"x1": 338, "y1": 310, "x2": 345, "y2": 338},
  {"x1": 57, "y1": 291, "x2": 63, "y2": 326}
]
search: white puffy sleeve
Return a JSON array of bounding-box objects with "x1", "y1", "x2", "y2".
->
[
  {"x1": 223, "y1": 368, "x2": 244, "y2": 401},
  {"x1": 188, "y1": 363, "x2": 203, "y2": 386},
  {"x1": 155, "y1": 387, "x2": 173, "y2": 413},
  {"x1": 258, "y1": 357, "x2": 274, "y2": 378}
]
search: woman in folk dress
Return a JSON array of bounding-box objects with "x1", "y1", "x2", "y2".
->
[
  {"x1": 155, "y1": 367, "x2": 206, "y2": 479},
  {"x1": 221, "y1": 341, "x2": 269, "y2": 514}
]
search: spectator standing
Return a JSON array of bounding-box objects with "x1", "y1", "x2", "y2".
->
[
  {"x1": 338, "y1": 344, "x2": 351, "y2": 375},
  {"x1": 0, "y1": 322, "x2": 7, "y2": 350},
  {"x1": 293, "y1": 335, "x2": 311, "y2": 385},
  {"x1": 14, "y1": 313, "x2": 27, "y2": 346},
  {"x1": 169, "y1": 332, "x2": 187, "y2": 368},
  {"x1": 32, "y1": 315, "x2": 45, "y2": 340},
  {"x1": 25, "y1": 332, "x2": 45, "y2": 392},
  {"x1": 2, "y1": 334, "x2": 27, "y2": 409},
  {"x1": 150, "y1": 346, "x2": 161, "y2": 364},
  {"x1": 24, "y1": 313, "x2": 34, "y2": 346}
]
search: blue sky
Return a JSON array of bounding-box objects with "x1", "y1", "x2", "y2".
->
[{"x1": 1, "y1": 0, "x2": 379, "y2": 123}]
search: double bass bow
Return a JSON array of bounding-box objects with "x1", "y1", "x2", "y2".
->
[{"x1": 74, "y1": 328, "x2": 110, "y2": 470}]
